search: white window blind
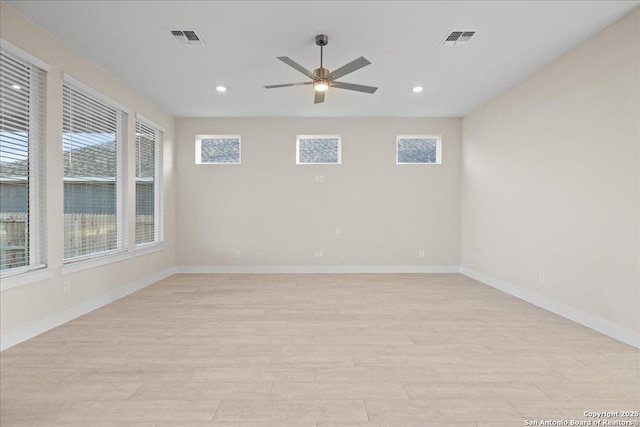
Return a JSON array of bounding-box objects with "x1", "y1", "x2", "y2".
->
[
  {"x1": 62, "y1": 78, "x2": 127, "y2": 261},
  {"x1": 135, "y1": 116, "x2": 162, "y2": 246},
  {"x1": 0, "y1": 48, "x2": 46, "y2": 273}
]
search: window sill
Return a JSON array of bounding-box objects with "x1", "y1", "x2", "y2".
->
[
  {"x1": 61, "y1": 251, "x2": 131, "y2": 276},
  {"x1": 135, "y1": 243, "x2": 166, "y2": 257},
  {"x1": 1, "y1": 266, "x2": 54, "y2": 291}
]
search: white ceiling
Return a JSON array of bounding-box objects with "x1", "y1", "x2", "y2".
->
[{"x1": 6, "y1": 1, "x2": 639, "y2": 118}]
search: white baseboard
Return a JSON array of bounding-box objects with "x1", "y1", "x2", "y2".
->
[
  {"x1": 176, "y1": 265, "x2": 461, "y2": 274},
  {"x1": 0, "y1": 267, "x2": 176, "y2": 351},
  {"x1": 461, "y1": 267, "x2": 640, "y2": 348}
]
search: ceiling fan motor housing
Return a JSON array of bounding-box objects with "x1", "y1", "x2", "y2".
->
[
  {"x1": 315, "y1": 34, "x2": 328, "y2": 46},
  {"x1": 314, "y1": 67, "x2": 329, "y2": 79}
]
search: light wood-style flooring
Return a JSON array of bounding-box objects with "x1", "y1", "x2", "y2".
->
[{"x1": 1, "y1": 273, "x2": 638, "y2": 426}]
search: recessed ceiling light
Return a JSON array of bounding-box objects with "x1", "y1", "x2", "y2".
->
[
  {"x1": 216, "y1": 86, "x2": 227, "y2": 92},
  {"x1": 10, "y1": 84, "x2": 21, "y2": 90},
  {"x1": 412, "y1": 86, "x2": 423, "y2": 93}
]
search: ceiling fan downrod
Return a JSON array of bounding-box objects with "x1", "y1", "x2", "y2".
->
[{"x1": 316, "y1": 34, "x2": 328, "y2": 71}]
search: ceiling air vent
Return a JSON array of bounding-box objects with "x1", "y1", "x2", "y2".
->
[
  {"x1": 169, "y1": 29, "x2": 204, "y2": 45},
  {"x1": 441, "y1": 30, "x2": 475, "y2": 46}
]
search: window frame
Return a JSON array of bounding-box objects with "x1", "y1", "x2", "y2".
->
[
  {"x1": 296, "y1": 134, "x2": 342, "y2": 165},
  {"x1": 135, "y1": 114, "x2": 164, "y2": 249},
  {"x1": 0, "y1": 41, "x2": 49, "y2": 280},
  {"x1": 195, "y1": 134, "x2": 241, "y2": 165},
  {"x1": 396, "y1": 134, "x2": 442, "y2": 165},
  {"x1": 61, "y1": 73, "x2": 129, "y2": 265}
]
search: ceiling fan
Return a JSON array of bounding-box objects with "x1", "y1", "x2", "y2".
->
[{"x1": 264, "y1": 34, "x2": 378, "y2": 104}]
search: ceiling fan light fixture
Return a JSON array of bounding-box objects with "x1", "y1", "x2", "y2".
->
[
  {"x1": 412, "y1": 86, "x2": 423, "y2": 93},
  {"x1": 314, "y1": 80, "x2": 329, "y2": 92},
  {"x1": 264, "y1": 34, "x2": 377, "y2": 103}
]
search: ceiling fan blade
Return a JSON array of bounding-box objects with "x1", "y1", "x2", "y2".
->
[
  {"x1": 314, "y1": 90, "x2": 325, "y2": 104},
  {"x1": 277, "y1": 56, "x2": 318, "y2": 80},
  {"x1": 326, "y1": 56, "x2": 371, "y2": 80},
  {"x1": 331, "y1": 81, "x2": 378, "y2": 94},
  {"x1": 264, "y1": 82, "x2": 312, "y2": 89}
]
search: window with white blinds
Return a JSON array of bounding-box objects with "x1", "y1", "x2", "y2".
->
[
  {"x1": 0, "y1": 47, "x2": 46, "y2": 273},
  {"x1": 135, "y1": 116, "x2": 162, "y2": 247},
  {"x1": 62, "y1": 76, "x2": 127, "y2": 261}
]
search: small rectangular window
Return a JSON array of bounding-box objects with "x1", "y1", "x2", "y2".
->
[
  {"x1": 195, "y1": 135, "x2": 241, "y2": 164},
  {"x1": 296, "y1": 135, "x2": 341, "y2": 164},
  {"x1": 396, "y1": 135, "x2": 441, "y2": 164}
]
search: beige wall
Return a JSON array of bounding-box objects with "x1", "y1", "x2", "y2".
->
[
  {"x1": 0, "y1": 3, "x2": 176, "y2": 338},
  {"x1": 461, "y1": 8, "x2": 640, "y2": 339},
  {"x1": 176, "y1": 118, "x2": 461, "y2": 269}
]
